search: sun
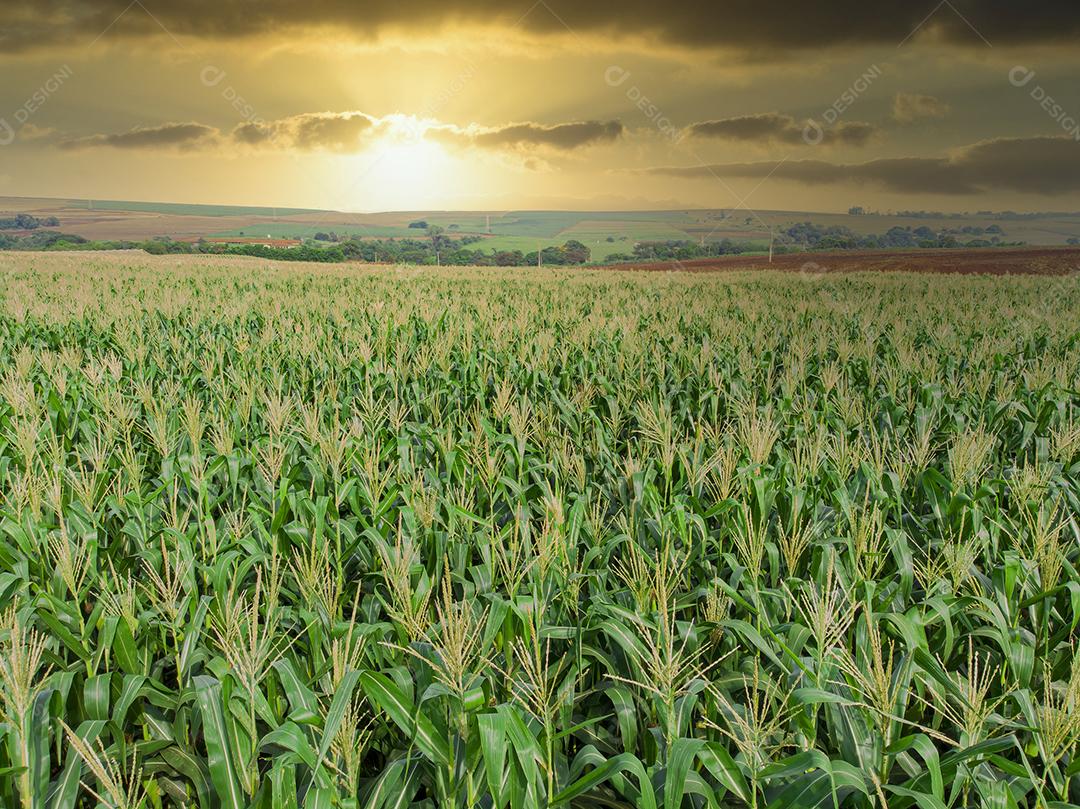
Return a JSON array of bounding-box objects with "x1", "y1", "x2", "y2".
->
[
  {"x1": 357, "y1": 121, "x2": 457, "y2": 204},
  {"x1": 340, "y1": 116, "x2": 471, "y2": 209}
]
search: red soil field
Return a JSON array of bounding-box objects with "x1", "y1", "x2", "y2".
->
[
  {"x1": 173, "y1": 236, "x2": 303, "y2": 248},
  {"x1": 602, "y1": 247, "x2": 1080, "y2": 276}
]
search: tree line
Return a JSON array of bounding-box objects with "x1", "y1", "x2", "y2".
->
[
  {"x1": 0, "y1": 213, "x2": 60, "y2": 230},
  {"x1": 0, "y1": 232, "x2": 596, "y2": 266},
  {"x1": 0, "y1": 222, "x2": 1035, "y2": 265}
]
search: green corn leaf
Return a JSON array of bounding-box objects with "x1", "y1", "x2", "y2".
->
[
  {"x1": 194, "y1": 675, "x2": 245, "y2": 809},
  {"x1": 359, "y1": 671, "x2": 451, "y2": 767},
  {"x1": 552, "y1": 752, "x2": 657, "y2": 809},
  {"x1": 47, "y1": 719, "x2": 105, "y2": 809}
]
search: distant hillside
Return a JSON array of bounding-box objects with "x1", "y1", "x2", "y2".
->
[{"x1": 2, "y1": 197, "x2": 1079, "y2": 259}]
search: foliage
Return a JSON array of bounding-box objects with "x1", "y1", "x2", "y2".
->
[
  {"x1": 0, "y1": 255, "x2": 1079, "y2": 808},
  {"x1": 631, "y1": 239, "x2": 753, "y2": 261},
  {"x1": 0, "y1": 234, "x2": 595, "y2": 267},
  {"x1": 0, "y1": 214, "x2": 60, "y2": 230},
  {"x1": 782, "y1": 222, "x2": 1023, "y2": 250}
]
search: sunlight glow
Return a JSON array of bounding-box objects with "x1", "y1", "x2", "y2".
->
[
  {"x1": 350, "y1": 117, "x2": 463, "y2": 208},
  {"x1": 366, "y1": 138, "x2": 448, "y2": 189}
]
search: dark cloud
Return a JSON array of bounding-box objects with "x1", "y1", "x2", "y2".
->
[
  {"x1": 233, "y1": 112, "x2": 376, "y2": 151},
  {"x1": 431, "y1": 120, "x2": 624, "y2": 151},
  {"x1": 59, "y1": 122, "x2": 219, "y2": 150},
  {"x1": 290, "y1": 112, "x2": 376, "y2": 150},
  {"x1": 643, "y1": 136, "x2": 1080, "y2": 195},
  {"x1": 5, "y1": 1, "x2": 1080, "y2": 53},
  {"x1": 59, "y1": 113, "x2": 622, "y2": 155},
  {"x1": 231, "y1": 122, "x2": 273, "y2": 147},
  {"x1": 686, "y1": 113, "x2": 879, "y2": 147},
  {"x1": 892, "y1": 93, "x2": 951, "y2": 123}
]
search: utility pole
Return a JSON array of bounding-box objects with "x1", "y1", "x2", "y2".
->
[
  {"x1": 486, "y1": 214, "x2": 491, "y2": 234},
  {"x1": 768, "y1": 232, "x2": 774, "y2": 263},
  {"x1": 537, "y1": 241, "x2": 542, "y2": 269}
]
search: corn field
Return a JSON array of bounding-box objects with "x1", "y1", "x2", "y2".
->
[{"x1": 2, "y1": 252, "x2": 1080, "y2": 809}]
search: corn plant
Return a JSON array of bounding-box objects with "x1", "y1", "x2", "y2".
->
[{"x1": 0, "y1": 252, "x2": 1078, "y2": 807}]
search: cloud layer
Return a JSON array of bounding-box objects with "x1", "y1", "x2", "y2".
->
[
  {"x1": 59, "y1": 122, "x2": 219, "y2": 151},
  {"x1": 431, "y1": 120, "x2": 624, "y2": 151},
  {"x1": 233, "y1": 113, "x2": 376, "y2": 151},
  {"x1": 5, "y1": 1, "x2": 1080, "y2": 53},
  {"x1": 643, "y1": 137, "x2": 1080, "y2": 195},
  {"x1": 892, "y1": 93, "x2": 951, "y2": 123},
  {"x1": 58, "y1": 113, "x2": 624, "y2": 155},
  {"x1": 686, "y1": 113, "x2": 879, "y2": 147}
]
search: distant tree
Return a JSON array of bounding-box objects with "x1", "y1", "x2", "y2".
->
[
  {"x1": 426, "y1": 225, "x2": 451, "y2": 260},
  {"x1": 493, "y1": 250, "x2": 525, "y2": 266},
  {"x1": 408, "y1": 220, "x2": 429, "y2": 229},
  {"x1": 21, "y1": 230, "x2": 87, "y2": 247},
  {"x1": 561, "y1": 239, "x2": 591, "y2": 264},
  {"x1": 0, "y1": 213, "x2": 56, "y2": 230}
]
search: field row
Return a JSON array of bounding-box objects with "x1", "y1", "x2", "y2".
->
[{"x1": 0, "y1": 254, "x2": 1078, "y2": 808}]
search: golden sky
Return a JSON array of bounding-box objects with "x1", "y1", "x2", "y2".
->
[{"x1": 1, "y1": 1, "x2": 1079, "y2": 212}]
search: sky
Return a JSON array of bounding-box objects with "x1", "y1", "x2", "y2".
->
[{"x1": 0, "y1": 1, "x2": 1079, "y2": 213}]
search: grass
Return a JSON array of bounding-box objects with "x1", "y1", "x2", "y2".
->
[
  {"x1": 14, "y1": 196, "x2": 1080, "y2": 248},
  {"x1": 558, "y1": 221, "x2": 694, "y2": 260},
  {"x1": 0, "y1": 251, "x2": 1079, "y2": 808},
  {"x1": 210, "y1": 224, "x2": 418, "y2": 240},
  {"x1": 65, "y1": 199, "x2": 325, "y2": 217},
  {"x1": 486, "y1": 212, "x2": 587, "y2": 238}
]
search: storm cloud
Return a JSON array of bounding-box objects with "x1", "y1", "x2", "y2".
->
[{"x1": 5, "y1": 1, "x2": 1080, "y2": 53}]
